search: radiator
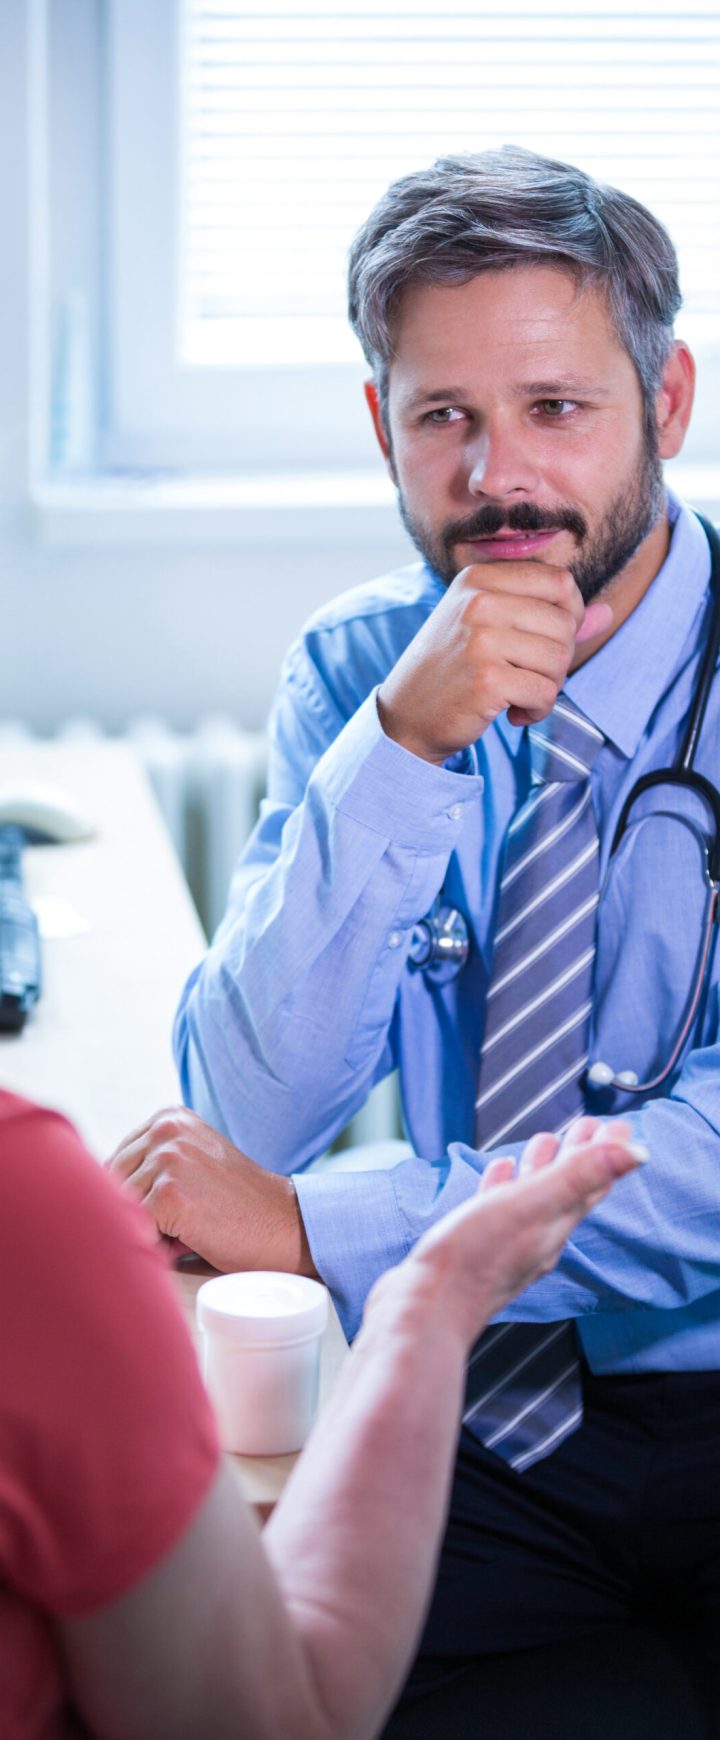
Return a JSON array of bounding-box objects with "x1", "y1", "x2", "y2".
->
[
  {"x1": 3, "y1": 715, "x2": 400, "y2": 1151},
  {"x1": 128, "y1": 715, "x2": 268, "y2": 940}
]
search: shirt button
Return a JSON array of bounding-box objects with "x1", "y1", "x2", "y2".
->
[
  {"x1": 387, "y1": 930, "x2": 403, "y2": 949},
  {"x1": 447, "y1": 803, "x2": 464, "y2": 821}
]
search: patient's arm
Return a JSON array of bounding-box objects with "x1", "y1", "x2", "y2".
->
[{"x1": 61, "y1": 1123, "x2": 641, "y2": 1740}]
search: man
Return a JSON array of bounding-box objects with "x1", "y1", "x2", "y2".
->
[
  {"x1": 111, "y1": 148, "x2": 720, "y2": 1714},
  {"x1": 0, "y1": 1089, "x2": 641, "y2": 1740}
]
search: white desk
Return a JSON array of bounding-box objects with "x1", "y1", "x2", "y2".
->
[
  {"x1": 0, "y1": 741, "x2": 204, "y2": 1158},
  {"x1": 0, "y1": 741, "x2": 347, "y2": 1504}
]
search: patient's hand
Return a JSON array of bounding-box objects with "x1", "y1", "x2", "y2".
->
[
  {"x1": 363, "y1": 1118, "x2": 646, "y2": 1351},
  {"x1": 107, "y1": 1107, "x2": 317, "y2": 1277}
]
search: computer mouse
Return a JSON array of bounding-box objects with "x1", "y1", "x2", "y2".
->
[{"x1": 0, "y1": 784, "x2": 95, "y2": 844}]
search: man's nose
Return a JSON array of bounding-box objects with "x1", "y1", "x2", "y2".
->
[{"x1": 466, "y1": 423, "x2": 540, "y2": 499}]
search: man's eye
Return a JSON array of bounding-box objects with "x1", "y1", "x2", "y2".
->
[
  {"x1": 426, "y1": 407, "x2": 464, "y2": 424},
  {"x1": 536, "y1": 399, "x2": 576, "y2": 417}
]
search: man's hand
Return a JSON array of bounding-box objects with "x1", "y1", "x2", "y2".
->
[
  {"x1": 364, "y1": 1119, "x2": 646, "y2": 1351},
  {"x1": 107, "y1": 1108, "x2": 317, "y2": 1277},
  {"x1": 377, "y1": 561, "x2": 612, "y2": 764}
]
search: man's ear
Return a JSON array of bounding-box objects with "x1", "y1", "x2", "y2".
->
[
  {"x1": 655, "y1": 341, "x2": 695, "y2": 461},
  {"x1": 364, "y1": 381, "x2": 397, "y2": 481}
]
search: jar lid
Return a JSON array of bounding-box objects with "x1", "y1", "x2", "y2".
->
[{"x1": 196, "y1": 1271, "x2": 329, "y2": 1344}]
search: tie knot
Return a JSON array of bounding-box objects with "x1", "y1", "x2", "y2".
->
[{"x1": 528, "y1": 696, "x2": 604, "y2": 783}]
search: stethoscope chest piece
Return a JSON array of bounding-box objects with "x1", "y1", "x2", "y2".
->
[{"x1": 409, "y1": 903, "x2": 470, "y2": 975}]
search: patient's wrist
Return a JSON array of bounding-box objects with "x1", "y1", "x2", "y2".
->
[{"x1": 360, "y1": 1260, "x2": 469, "y2": 1372}]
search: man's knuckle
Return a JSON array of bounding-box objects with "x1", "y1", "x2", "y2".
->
[
  {"x1": 153, "y1": 1109, "x2": 183, "y2": 1143},
  {"x1": 554, "y1": 570, "x2": 579, "y2": 607},
  {"x1": 535, "y1": 675, "x2": 559, "y2": 711},
  {"x1": 155, "y1": 1139, "x2": 186, "y2": 1172},
  {"x1": 558, "y1": 605, "x2": 578, "y2": 638},
  {"x1": 465, "y1": 590, "x2": 491, "y2": 629},
  {"x1": 154, "y1": 1172, "x2": 183, "y2": 1213},
  {"x1": 476, "y1": 660, "x2": 503, "y2": 701}
]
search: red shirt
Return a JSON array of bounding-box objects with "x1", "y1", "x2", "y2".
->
[{"x1": 0, "y1": 1092, "x2": 220, "y2": 1739}]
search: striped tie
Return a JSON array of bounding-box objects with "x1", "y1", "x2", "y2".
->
[{"x1": 463, "y1": 695, "x2": 604, "y2": 1473}]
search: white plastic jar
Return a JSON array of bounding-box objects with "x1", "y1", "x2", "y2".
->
[{"x1": 196, "y1": 1271, "x2": 329, "y2": 1455}]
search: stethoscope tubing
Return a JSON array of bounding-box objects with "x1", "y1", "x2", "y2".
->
[
  {"x1": 593, "y1": 514, "x2": 720, "y2": 1094},
  {"x1": 597, "y1": 883, "x2": 718, "y2": 1095},
  {"x1": 678, "y1": 514, "x2": 720, "y2": 771}
]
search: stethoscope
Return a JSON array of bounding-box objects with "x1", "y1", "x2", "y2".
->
[{"x1": 409, "y1": 514, "x2": 720, "y2": 1098}]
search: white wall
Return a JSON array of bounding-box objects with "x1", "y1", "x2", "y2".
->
[{"x1": 0, "y1": 2, "x2": 414, "y2": 736}]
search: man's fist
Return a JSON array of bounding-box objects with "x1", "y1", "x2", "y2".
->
[
  {"x1": 107, "y1": 1107, "x2": 317, "y2": 1277},
  {"x1": 377, "y1": 561, "x2": 611, "y2": 764}
]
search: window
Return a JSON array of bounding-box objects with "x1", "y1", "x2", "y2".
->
[
  {"x1": 181, "y1": 0, "x2": 720, "y2": 369},
  {"x1": 40, "y1": 0, "x2": 720, "y2": 482}
]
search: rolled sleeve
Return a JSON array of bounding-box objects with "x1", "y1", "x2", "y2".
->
[{"x1": 321, "y1": 690, "x2": 485, "y2": 850}]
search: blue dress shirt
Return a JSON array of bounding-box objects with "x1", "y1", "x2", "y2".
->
[{"x1": 175, "y1": 494, "x2": 720, "y2": 1359}]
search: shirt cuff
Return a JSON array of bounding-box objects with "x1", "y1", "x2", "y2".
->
[
  {"x1": 293, "y1": 1163, "x2": 411, "y2": 1341},
  {"x1": 316, "y1": 689, "x2": 485, "y2": 852}
]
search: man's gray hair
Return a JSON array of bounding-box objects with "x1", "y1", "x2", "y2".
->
[{"x1": 348, "y1": 146, "x2": 681, "y2": 429}]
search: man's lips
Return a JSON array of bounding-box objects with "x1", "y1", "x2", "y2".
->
[{"x1": 458, "y1": 529, "x2": 561, "y2": 559}]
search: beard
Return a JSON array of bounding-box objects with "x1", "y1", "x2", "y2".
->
[{"x1": 396, "y1": 433, "x2": 666, "y2": 604}]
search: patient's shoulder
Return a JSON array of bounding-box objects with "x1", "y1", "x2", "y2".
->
[{"x1": 0, "y1": 1089, "x2": 156, "y2": 1274}]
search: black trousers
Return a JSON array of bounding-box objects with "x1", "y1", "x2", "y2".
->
[{"x1": 381, "y1": 1367, "x2": 720, "y2": 1738}]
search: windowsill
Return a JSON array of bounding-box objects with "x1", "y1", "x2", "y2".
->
[
  {"x1": 31, "y1": 470, "x2": 399, "y2": 546},
  {"x1": 30, "y1": 462, "x2": 720, "y2": 548}
]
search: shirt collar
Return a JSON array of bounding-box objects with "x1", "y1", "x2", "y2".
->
[{"x1": 496, "y1": 493, "x2": 713, "y2": 763}]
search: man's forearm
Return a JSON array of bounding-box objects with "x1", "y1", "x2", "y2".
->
[{"x1": 174, "y1": 694, "x2": 481, "y2": 1171}]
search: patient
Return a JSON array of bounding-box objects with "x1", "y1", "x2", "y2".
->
[{"x1": 0, "y1": 1088, "x2": 641, "y2": 1740}]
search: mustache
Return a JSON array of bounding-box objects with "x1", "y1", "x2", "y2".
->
[{"x1": 444, "y1": 502, "x2": 588, "y2": 546}]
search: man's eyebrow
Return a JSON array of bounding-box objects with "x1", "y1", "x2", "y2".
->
[
  {"x1": 516, "y1": 379, "x2": 611, "y2": 398},
  {"x1": 398, "y1": 387, "x2": 468, "y2": 413}
]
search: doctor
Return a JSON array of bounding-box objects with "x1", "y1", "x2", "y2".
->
[{"x1": 111, "y1": 148, "x2": 720, "y2": 1711}]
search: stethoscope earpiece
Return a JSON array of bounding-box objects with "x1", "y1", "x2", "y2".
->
[
  {"x1": 586, "y1": 1061, "x2": 614, "y2": 1087},
  {"x1": 587, "y1": 1061, "x2": 640, "y2": 1091}
]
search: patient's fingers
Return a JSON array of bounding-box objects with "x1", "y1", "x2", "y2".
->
[
  {"x1": 551, "y1": 1136, "x2": 644, "y2": 1209},
  {"x1": 518, "y1": 1132, "x2": 559, "y2": 1175},
  {"x1": 558, "y1": 1115, "x2": 600, "y2": 1148},
  {"x1": 559, "y1": 1117, "x2": 631, "y2": 1153},
  {"x1": 480, "y1": 1156, "x2": 516, "y2": 1190},
  {"x1": 589, "y1": 1119, "x2": 630, "y2": 1145}
]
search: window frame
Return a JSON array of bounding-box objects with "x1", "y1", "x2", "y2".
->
[{"x1": 105, "y1": 0, "x2": 374, "y2": 473}]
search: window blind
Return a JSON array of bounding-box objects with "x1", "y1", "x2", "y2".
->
[{"x1": 180, "y1": 0, "x2": 720, "y2": 366}]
